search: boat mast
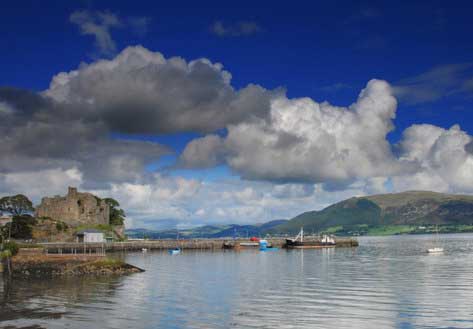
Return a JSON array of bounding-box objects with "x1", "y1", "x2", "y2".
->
[{"x1": 293, "y1": 227, "x2": 304, "y2": 242}]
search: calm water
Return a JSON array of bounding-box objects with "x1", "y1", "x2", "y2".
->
[{"x1": 2, "y1": 234, "x2": 473, "y2": 329}]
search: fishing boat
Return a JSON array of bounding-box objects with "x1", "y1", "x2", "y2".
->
[
  {"x1": 428, "y1": 226, "x2": 444, "y2": 254},
  {"x1": 285, "y1": 227, "x2": 336, "y2": 249},
  {"x1": 168, "y1": 248, "x2": 181, "y2": 255}
]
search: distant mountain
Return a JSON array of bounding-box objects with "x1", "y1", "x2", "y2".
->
[
  {"x1": 126, "y1": 220, "x2": 289, "y2": 239},
  {"x1": 269, "y1": 191, "x2": 473, "y2": 234},
  {"x1": 130, "y1": 219, "x2": 182, "y2": 231},
  {"x1": 258, "y1": 219, "x2": 288, "y2": 230},
  {"x1": 127, "y1": 191, "x2": 473, "y2": 238}
]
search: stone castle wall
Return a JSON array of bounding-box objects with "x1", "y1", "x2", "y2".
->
[{"x1": 35, "y1": 187, "x2": 110, "y2": 226}]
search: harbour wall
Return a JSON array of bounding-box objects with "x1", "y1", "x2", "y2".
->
[{"x1": 36, "y1": 238, "x2": 358, "y2": 253}]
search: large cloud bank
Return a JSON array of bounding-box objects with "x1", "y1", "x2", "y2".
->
[
  {"x1": 1, "y1": 46, "x2": 473, "y2": 226},
  {"x1": 45, "y1": 46, "x2": 273, "y2": 134},
  {"x1": 0, "y1": 46, "x2": 272, "y2": 189},
  {"x1": 181, "y1": 80, "x2": 473, "y2": 193}
]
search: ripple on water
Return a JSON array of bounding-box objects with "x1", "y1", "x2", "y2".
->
[{"x1": 2, "y1": 235, "x2": 473, "y2": 328}]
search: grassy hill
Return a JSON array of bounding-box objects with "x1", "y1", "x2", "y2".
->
[
  {"x1": 269, "y1": 191, "x2": 473, "y2": 235},
  {"x1": 126, "y1": 191, "x2": 473, "y2": 238}
]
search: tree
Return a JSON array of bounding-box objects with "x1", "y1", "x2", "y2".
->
[
  {"x1": 0, "y1": 194, "x2": 34, "y2": 216},
  {"x1": 104, "y1": 198, "x2": 126, "y2": 226},
  {"x1": 6, "y1": 215, "x2": 37, "y2": 240}
]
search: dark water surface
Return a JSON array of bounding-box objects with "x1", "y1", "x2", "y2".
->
[{"x1": 2, "y1": 234, "x2": 473, "y2": 329}]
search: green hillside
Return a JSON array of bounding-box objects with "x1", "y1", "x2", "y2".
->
[{"x1": 270, "y1": 191, "x2": 473, "y2": 235}]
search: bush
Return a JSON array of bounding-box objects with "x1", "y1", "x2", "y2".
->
[
  {"x1": 56, "y1": 221, "x2": 68, "y2": 232},
  {"x1": 0, "y1": 250, "x2": 12, "y2": 260},
  {"x1": 2, "y1": 241, "x2": 19, "y2": 256}
]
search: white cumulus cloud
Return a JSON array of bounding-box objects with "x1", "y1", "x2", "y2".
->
[{"x1": 182, "y1": 79, "x2": 401, "y2": 184}]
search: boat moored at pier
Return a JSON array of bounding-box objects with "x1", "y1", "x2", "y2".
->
[
  {"x1": 285, "y1": 228, "x2": 337, "y2": 249},
  {"x1": 168, "y1": 248, "x2": 181, "y2": 255}
]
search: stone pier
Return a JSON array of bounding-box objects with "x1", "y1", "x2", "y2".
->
[{"x1": 35, "y1": 238, "x2": 358, "y2": 253}]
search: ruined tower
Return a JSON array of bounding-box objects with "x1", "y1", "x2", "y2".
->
[{"x1": 35, "y1": 187, "x2": 110, "y2": 226}]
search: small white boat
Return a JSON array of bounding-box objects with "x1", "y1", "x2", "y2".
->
[
  {"x1": 427, "y1": 226, "x2": 443, "y2": 254},
  {"x1": 428, "y1": 247, "x2": 444, "y2": 254},
  {"x1": 142, "y1": 248, "x2": 148, "y2": 253}
]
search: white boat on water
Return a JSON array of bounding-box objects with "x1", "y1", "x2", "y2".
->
[
  {"x1": 428, "y1": 226, "x2": 443, "y2": 254},
  {"x1": 428, "y1": 247, "x2": 444, "y2": 254}
]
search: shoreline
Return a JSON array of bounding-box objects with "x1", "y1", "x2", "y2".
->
[
  {"x1": 1, "y1": 238, "x2": 359, "y2": 278},
  {"x1": 2, "y1": 252, "x2": 144, "y2": 277}
]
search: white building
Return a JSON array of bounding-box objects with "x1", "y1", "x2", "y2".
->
[{"x1": 76, "y1": 229, "x2": 105, "y2": 243}]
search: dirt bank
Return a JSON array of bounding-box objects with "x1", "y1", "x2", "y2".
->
[{"x1": 4, "y1": 254, "x2": 144, "y2": 277}]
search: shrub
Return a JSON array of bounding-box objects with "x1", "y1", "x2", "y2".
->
[
  {"x1": 0, "y1": 250, "x2": 12, "y2": 260},
  {"x1": 2, "y1": 241, "x2": 19, "y2": 256},
  {"x1": 56, "y1": 221, "x2": 68, "y2": 232}
]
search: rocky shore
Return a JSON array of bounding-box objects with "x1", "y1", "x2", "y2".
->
[{"x1": 3, "y1": 253, "x2": 144, "y2": 277}]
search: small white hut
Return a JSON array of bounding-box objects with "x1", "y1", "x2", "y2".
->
[{"x1": 76, "y1": 229, "x2": 105, "y2": 243}]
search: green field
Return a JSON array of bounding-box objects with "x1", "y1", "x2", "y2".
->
[
  {"x1": 320, "y1": 224, "x2": 473, "y2": 237},
  {"x1": 365, "y1": 225, "x2": 415, "y2": 236}
]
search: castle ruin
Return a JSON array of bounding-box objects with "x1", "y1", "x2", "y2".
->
[{"x1": 35, "y1": 187, "x2": 110, "y2": 226}]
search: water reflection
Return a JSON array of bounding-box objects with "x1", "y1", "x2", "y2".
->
[
  {"x1": 1, "y1": 275, "x2": 124, "y2": 328},
  {"x1": 2, "y1": 235, "x2": 473, "y2": 328}
]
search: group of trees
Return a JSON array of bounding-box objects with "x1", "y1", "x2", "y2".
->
[
  {"x1": 0, "y1": 194, "x2": 34, "y2": 216},
  {"x1": 104, "y1": 198, "x2": 126, "y2": 226},
  {"x1": 0, "y1": 195, "x2": 35, "y2": 241}
]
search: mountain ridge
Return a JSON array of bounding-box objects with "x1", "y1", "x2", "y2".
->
[
  {"x1": 127, "y1": 191, "x2": 473, "y2": 238},
  {"x1": 270, "y1": 190, "x2": 473, "y2": 234}
]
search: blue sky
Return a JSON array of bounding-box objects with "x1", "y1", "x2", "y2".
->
[
  {"x1": 2, "y1": 0, "x2": 473, "y2": 137},
  {"x1": 1, "y1": 1, "x2": 473, "y2": 228}
]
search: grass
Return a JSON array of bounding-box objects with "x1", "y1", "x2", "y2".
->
[
  {"x1": 92, "y1": 258, "x2": 125, "y2": 267},
  {"x1": 285, "y1": 223, "x2": 473, "y2": 237},
  {"x1": 75, "y1": 224, "x2": 114, "y2": 233},
  {"x1": 440, "y1": 225, "x2": 473, "y2": 233},
  {"x1": 0, "y1": 250, "x2": 12, "y2": 260},
  {"x1": 366, "y1": 225, "x2": 416, "y2": 236},
  {"x1": 323, "y1": 226, "x2": 344, "y2": 234}
]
